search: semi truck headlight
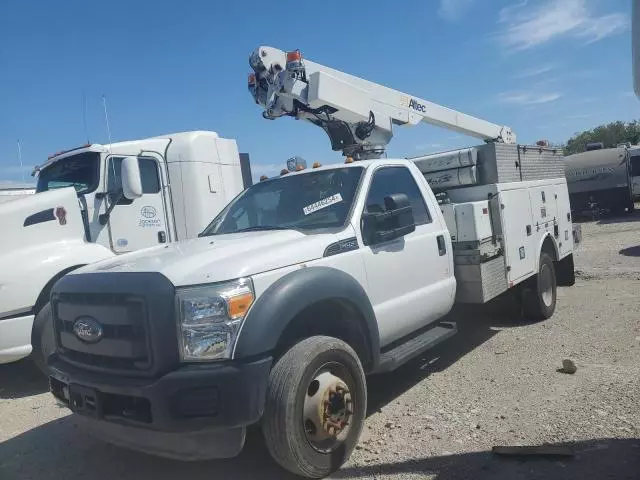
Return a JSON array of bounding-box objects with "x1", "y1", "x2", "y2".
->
[{"x1": 176, "y1": 279, "x2": 254, "y2": 361}]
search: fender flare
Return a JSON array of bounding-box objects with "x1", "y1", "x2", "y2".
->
[
  {"x1": 233, "y1": 266, "x2": 380, "y2": 368},
  {"x1": 537, "y1": 232, "x2": 560, "y2": 269}
]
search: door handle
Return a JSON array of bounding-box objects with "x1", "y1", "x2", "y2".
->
[
  {"x1": 158, "y1": 231, "x2": 167, "y2": 243},
  {"x1": 437, "y1": 235, "x2": 446, "y2": 256}
]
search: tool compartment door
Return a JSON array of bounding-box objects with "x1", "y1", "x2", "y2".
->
[{"x1": 499, "y1": 189, "x2": 535, "y2": 284}]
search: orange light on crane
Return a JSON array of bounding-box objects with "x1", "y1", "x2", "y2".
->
[
  {"x1": 295, "y1": 164, "x2": 305, "y2": 171},
  {"x1": 259, "y1": 175, "x2": 268, "y2": 181},
  {"x1": 345, "y1": 157, "x2": 354, "y2": 164},
  {"x1": 312, "y1": 162, "x2": 321, "y2": 168},
  {"x1": 248, "y1": 73, "x2": 256, "y2": 86},
  {"x1": 287, "y1": 50, "x2": 302, "y2": 63}
]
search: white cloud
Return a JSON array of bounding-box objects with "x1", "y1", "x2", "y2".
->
[
  {"x1": 497, "y1": 0, "x2": 628, "y2": 52},
  {"x1": 513, "y1": 64, "x2": 554, "y2": 79},
  {"x1": 498, "y1": 91, "x2": 562, "y2": 105},
  {"x1": 438, "y1": 0, "x2": 474, "y2": 22},
  {"x1": 566, "y1": 113, "x2": 594, "y2": 119}
]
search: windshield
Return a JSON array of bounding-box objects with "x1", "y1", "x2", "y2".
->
[
  {"x1": 202, "y1": 166, "x2": 364, "y2": 235},
  {"x1": 36, "y1": 152, "x2": 100, "y2": 194}
]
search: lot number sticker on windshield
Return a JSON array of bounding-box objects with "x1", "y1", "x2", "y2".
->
[{"x1": 303, "y1": 193, "x2": 343, "y2": 215}]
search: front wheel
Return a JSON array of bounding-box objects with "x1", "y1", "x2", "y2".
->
[
  {"x1": 522, "y1": 253, "x2": 557, "y2": 320},
  {"x1": 262, "y1": 336, "x2": 367, "y2": 478},
  {"x1": 31, "y1": 302, "x2": 56, "y2": 375}
]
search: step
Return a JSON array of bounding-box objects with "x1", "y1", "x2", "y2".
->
[{"x1": 374, "y1": 321, "x2": 458, "y2": 373}]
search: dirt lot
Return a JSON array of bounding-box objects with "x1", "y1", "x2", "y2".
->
[{"x1": 1, "y1": 212, "x2": 639, "y2": 479}]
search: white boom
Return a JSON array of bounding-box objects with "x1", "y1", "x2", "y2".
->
[{"x1": 249, "y1": 46, "x2": 515, "y2": 159}]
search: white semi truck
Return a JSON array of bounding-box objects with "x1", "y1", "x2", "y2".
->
[
  {"x1": 0, "y1": 131, "x2": 251, "y2": 367},
  {"x1": 0, "y1": 184, "x2": 36, "y2": 204},
  {"x1": 43, "y1": 47, "x2": 578, "y2": 478}
]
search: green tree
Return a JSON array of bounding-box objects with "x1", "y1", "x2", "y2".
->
[{"x1": 564, "y1": 120, "x2": 640, "y2": 155}]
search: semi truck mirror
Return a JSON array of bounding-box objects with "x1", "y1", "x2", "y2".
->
[{"x1": 121, "y1": 157, "x2": 143, "y2": 200}]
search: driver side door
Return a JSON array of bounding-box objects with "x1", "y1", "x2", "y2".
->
[
  {"x1": 359, "y1": 166, "x2": 453, "y2": 347},
  {"x1": 106, "y1": 155, "x2": 168, "y2": 253}
]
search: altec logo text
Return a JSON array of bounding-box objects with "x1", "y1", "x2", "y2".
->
[{"x1": 408, "y1": 99, "x2": 427, "y2": 112}]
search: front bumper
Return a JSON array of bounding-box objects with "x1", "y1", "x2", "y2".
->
[
  {"x1": 0, "y1": 313, "x2": 34, "y2": 364},
  {"x1": 49, "y1": 355, "x2": 272, "y2": 459}
]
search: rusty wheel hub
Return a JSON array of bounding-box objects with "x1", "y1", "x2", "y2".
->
[{"x1": 303, "y1": 371, "x2": 353, "y2": 449}]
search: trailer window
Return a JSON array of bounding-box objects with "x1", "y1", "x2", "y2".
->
[
  {"x1": 631, "y1": 155, "x2": 640, "y2": 176},
  {"x1": 364, "y1": 166, "x2": 431, "y2": 225},
  {"x1": 36, "y1": 152, "x2": 100, "y2": 194}
]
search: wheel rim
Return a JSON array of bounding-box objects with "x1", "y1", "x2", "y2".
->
[
  {"x1": 302, "y1": 365, "x2": 354, "y2": 453},
  {"x1": 540, "y1": 263, "x2": 554, "y2": 307}
]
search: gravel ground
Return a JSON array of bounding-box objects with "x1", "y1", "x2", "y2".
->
[{"x1": 1, "y1": 211, "x2": 639, "y2": 479}]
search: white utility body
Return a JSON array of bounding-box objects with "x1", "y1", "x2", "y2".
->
[
  {"x1": 44, "y1": 47, "x2": 577, "y2": 479},
  {"x1": 0, "y1": 131, "x2": 251, "y2": 365}
]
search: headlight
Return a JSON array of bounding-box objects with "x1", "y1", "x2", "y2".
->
[{"x1": 176, "y1": 278, "x2": 254, "y2": 361}]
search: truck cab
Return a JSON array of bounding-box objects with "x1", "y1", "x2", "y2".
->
[{"x1": 0, "y1": 131, "x2": 250, "y2": 365}]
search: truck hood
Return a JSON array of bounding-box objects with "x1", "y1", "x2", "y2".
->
[
  {"x1": 0, "y1": 187, "x2": 86, "y2": 256},
  {"x1": 81, "y1": 229, "x2": 337, "y2": 286}
]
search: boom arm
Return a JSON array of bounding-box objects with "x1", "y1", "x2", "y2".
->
[{"x1": 249, "y1": 46, "x2": 515, "y2": 159}]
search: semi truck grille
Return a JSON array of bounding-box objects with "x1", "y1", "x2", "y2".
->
[{"x1": 53, "y1": 293, "x2": 152, "y2": 374}]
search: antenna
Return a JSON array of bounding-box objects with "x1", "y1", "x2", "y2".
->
[
  {"x1": 102, "y1": 94, "x2": 113, "y2": 153},
  {"x1": 83, "y1": 90, "x2": 90, "y2": 144},
  {"x1": 16, "y1": 139, "x2": 25, "y2": 183}
]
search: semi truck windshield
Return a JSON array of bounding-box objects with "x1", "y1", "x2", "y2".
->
[{"x1": 36, "y1": 152, "x2": 100, "y2": 194}]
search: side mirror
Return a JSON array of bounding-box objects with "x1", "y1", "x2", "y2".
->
[
  {"x1": 121, "y1": 157, "x2": 143, "y2": 200},
  {"x1": 362, "y1": 193, "x2": 416, "y2": 245}
]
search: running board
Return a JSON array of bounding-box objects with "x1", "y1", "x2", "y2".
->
[{"x1": 374, "y1": 321, "x2": 457, "y2": 373}]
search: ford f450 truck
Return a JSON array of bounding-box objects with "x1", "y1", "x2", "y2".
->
[
  {"x1": 46, "y1": 152, "x2": 577, "y2": 477},
  {"x1": 43, "y1": 47, "x2": 579, "y2": 478}
]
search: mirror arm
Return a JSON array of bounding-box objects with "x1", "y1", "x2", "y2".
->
[{"x1": 99, "y1": 190, "x2": 124, "y2": 225}]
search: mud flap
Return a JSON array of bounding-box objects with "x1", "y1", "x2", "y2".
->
[{"x1": 556, "y1": 254, "x2": 576, "y2": 287}]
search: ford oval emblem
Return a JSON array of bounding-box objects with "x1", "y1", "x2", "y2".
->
[{"x1": 73, "y1": 317, "x2": 104, "y2": 343}]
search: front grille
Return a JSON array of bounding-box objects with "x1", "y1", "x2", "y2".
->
[{"x1": 54, "y1": 293, "x2": 152, "y2": 374}]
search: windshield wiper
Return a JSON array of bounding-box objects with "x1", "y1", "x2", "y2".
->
[{"x1": 235, "y1": 225, "x2": 293, "y2": 233}]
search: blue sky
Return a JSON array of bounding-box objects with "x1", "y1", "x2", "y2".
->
[{"x1": 0, "y1": 0, "x2": 635, "y2": 184}]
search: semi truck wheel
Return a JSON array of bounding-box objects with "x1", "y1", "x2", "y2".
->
[
  {"x1": 523, "y1": 253, "x2": 557, "y2": 320},
  {"x1": 262, "y1": 336, "x2": 367, "y2": 478},
  {"x1": 31, "y1": 303, "x2": 56, "y2": 375}
]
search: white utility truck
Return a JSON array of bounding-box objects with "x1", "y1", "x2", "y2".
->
[
  {"x1": 44, "y1": 47, "x2": 578, "y2": 478},
  {"x1": 0, "y1": 131, "x2": 251, "y2": 367}
]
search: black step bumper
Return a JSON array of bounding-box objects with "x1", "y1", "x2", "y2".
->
[{"x1": 48, "y1": 355, "x2": 272, "y2": 458}]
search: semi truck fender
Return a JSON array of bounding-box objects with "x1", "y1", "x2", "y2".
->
[{"x1": 233, "y1": 266, "x2": 380, "y2": 370}]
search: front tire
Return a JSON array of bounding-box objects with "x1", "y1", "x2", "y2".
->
[
  {"x1": 31, "y1": 303, "x2": 55, "y2": 375},
  {"x1": 262, "y1": 336, "x2": 367, "y2": 478},
  {"x1": 523, "y1": 253, "x2": 557, "y2": 320}
]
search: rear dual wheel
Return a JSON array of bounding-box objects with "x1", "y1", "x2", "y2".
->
[
  {"x1": 262, "y1": 336, "x2": 367, "y2": 478},
  {"x1": 522, "y1": 253, "x2": 557, "y2": 320}
]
